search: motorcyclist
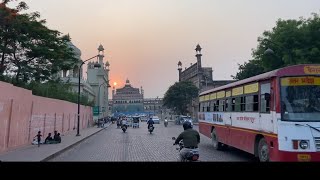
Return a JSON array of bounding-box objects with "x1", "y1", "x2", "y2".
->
[
  {"x1": 147, "y1": 117, "x2": 154, "y2": 130},
  {"x1": 121, "y1": 117, "x2": 127, "y2": 129},
  {"x1": 173, "y1": 121, "x2": 200, "y2": 161},
  {"x1": 164, "y1": 117, "x2": 168, "y2": 126}
]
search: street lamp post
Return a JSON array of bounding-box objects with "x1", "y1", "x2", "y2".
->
[{"x1": 77, "y1": 55, "x2": 99, "y2": 136}]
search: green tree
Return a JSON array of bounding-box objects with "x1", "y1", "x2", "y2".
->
[
  {"x1": 163, "y1": 81, "x2": 199, "y2": 115},
  {"x1": 234, "y1": 12, "x2": 320, "y2": 80},
  {"x1": 0, "y1": 0, "x2": 77, "y2": 83},
  {"x1": 232, "y1": 59, "x2": 265, "y2": 80}
]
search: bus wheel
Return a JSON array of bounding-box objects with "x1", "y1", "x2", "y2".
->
[
  {"x1": 212, "y1": 129, "x2": 223, "y2": 150},
  {"x1": 258, "y1": 138, "x2": 269, "y2": 162}
]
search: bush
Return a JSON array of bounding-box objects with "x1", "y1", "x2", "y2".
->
[{"x1": 0, "y1": 77, "x2": 93, "y2": 106}]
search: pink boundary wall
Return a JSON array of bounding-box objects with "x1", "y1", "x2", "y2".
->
[{"x1": 0, "y1": 81, "x2": 93, "y2": 153}]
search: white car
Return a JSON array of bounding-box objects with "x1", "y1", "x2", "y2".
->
[{"x1": 151, "y1": 116, "x2": 160, "y2": 124}]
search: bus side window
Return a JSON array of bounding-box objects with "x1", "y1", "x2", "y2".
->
[
  {"x1": 260, "y1": 83, "x2": 271, "y2": 113},
  {"x1": 211, "y1": 101, "x2": 215, "y2": 112},
  {"x1": 235, "y1": 97, "x2": 241, "y2": 112},
  {"x1": 253, "y1": 94, "x2": 259, "y2": 111},
  {"x1": 241, "y1": 96, "x2": 246, "y2": 111},
  {"x1": 202, "y1": 102, "x2": 205, "y2": 112},
  {"x1": 225, "y1": 99, "x2": 229, "y2": 112},
  {"x1": 207, "y1": 102, "x2": 211, "y2": 112},
  {"x1": 231, "y1": 98, "x2": 235, "y2": 111},
  {"x1": 219, "y1": 99, "x2": 225, "y2": 112},
  {"x1": 216, "y1": 100, "x2": 220, "y2": 111}
]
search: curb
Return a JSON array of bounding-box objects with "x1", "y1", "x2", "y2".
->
[{"x1": 41, "y1": 123, "x2": 112, "y2": 162}]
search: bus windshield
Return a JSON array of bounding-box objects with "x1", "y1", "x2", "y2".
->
[{"x1": 280, "y1": 76, "x2": 320, "y2": 121}]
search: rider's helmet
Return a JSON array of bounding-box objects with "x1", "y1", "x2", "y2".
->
[{"x1": 183, "y1": 120, "x2": 193, "y2": 130}]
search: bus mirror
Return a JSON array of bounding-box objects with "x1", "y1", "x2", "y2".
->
[{"x1": 265, "y1": 93, "x2": 271, "y2": 101}]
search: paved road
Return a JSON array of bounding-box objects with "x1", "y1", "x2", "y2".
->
[{"x1": 50, "y1": 121, "x2": 256, "y2": 161}]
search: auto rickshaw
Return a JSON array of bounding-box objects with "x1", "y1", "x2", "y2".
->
[{"x1": 132, "y1": 116, "x2": 140, "y2": 128}]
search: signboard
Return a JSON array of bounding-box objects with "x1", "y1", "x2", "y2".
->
[
  {"x1": 232, "y1": 86, "x2": 243, "y2": 96},
  {"x1": 217, "y1": 91, "x2": 225, "y2": 99},
  {"x1": 93, "y1": 106, "x2": 99, "y2": 116},
  {"x1": 205, "y1": 94, "x2": 210, "y2": 101},
  {"x1": 244, "y1": 83, "x2": 259, "y2": 94},
  {"x1": 210, "y1": 93, "x2": 217, "y2": 100},
  {"x1": 304, "y1": 66, "x2": 320, "y2": 74},
  {"x1": 281, "y1": 76, "x2": 320, "y2": 86},
  {"x1": 226, "y1": 91, "x2": 231, "y2": 98}
]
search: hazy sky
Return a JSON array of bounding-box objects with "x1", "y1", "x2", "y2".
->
[{"x1": 7, "y1": 0, "x2": 320, "y2": 98}]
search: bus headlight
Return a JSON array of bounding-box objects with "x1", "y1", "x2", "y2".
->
[{"x1": 299, "y1": 140, "x2": 309, "y2": 149}]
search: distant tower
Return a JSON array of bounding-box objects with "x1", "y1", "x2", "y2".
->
[
  {"x1": 98, "y1": 44, "x2": 104, "y2": 65},
  {"x1": 140, "y1": 86, "x2": 144, "y2": 98},
  {"x1": 125, "y1": 78, "x2": 130, "y2": 86},
  {"x1": 177, "y1": 61, "x2": 182, "y2": 82},
  {"x1": 195, "y1": 44, "x2": 202, "y2": 70},
  {"x1": 195, "y1": 44, "x2": 203, "y2": 89}
]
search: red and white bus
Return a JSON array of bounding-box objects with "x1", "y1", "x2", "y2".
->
[{"x1": 198, "y1": 64, "x2": 320, "y2": 162}]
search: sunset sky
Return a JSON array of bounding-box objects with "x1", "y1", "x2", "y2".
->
[{"x1": 7, "y1": 0, "x2": 320, "y2": 98}]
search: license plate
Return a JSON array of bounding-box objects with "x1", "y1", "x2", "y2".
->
[{"x1": 297, "y1": 154, "x2": 311, "y2": 162}]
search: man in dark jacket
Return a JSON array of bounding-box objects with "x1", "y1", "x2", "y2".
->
[
  {"x1": 174, "y1": 121, "x2": 200, "y2": 161},
  {"x1": 147, "y1": 117, "x2": 154, "y2": 130}
]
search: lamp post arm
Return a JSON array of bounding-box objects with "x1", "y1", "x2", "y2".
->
[
  {"x1": 82, "y1": 55, "x2": 99, "y2": 65},
  {"x1": 264, "y1": 38, "x2": 293, "y2": 63}
]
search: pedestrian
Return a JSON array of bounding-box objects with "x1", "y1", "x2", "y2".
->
[
  {"x1": 44, "y1": 133, "x2": 53, "y2": 144},
  {"x1": 34, "y1": 131, "x2": 42, "y2": 147}
]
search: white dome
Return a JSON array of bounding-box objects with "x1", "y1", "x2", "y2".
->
[{"x1": 67, "y1": 41, "x2": 82, "y2": 57}]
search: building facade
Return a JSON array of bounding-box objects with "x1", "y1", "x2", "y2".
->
[
  {"x1": 111, "y1": 80, "x2": 172, "y2": 119},
  {"x1": 178, "y1": 44, "x2": 235, "y2": 120},
  {"x1": 57, "y1": 43, "x2": 111, "y2": 120},
  {"x1": 112, "y1": 79, "x2": 144, "y2": 115}
]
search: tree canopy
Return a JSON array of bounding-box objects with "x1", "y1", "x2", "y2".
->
[
  {"x1": 233, "y1": 12, "x2": 320, "y2": 80},
  {"x1": 0, "y1": 1, "x2": 91, "y2": 106},
  {"x1": 0, "y1": 0, "x2": 77, "y2": 83},
  {"x1": 163, "y1": 81, "x2": 199, "y2": 115}
]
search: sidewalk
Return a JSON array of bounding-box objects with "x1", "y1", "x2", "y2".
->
[{"x1": 0, "y1": 123, "x2": 113, "y2": 162}]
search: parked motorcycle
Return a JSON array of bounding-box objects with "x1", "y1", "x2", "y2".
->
[{"x1": 172, "y1": 137, "x2": 199, "y2": 162}]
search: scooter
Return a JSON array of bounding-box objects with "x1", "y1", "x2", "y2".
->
[
  {"x1": 172, "y1": 137, "x2": 199, "y2": 162},
  {"x1": 164, "y1": 120, "x2": 168, "y2": 127},
  {"x1": 148, "y1": 125, "x2": 154, "y2": 134}
]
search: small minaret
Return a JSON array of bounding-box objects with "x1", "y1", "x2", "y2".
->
[
  {"x1": 141, "y1": 86, "x2": 144, "y2": 98},
  {"x1": 97, "y1": 44, "x2": 104, "y2": 66},
  {"x1": 178, "y1": 61, "x2": 182, "y2": 82},
  {"x1": 195, "y1": 44, "x2": 202, "y2": 71}
]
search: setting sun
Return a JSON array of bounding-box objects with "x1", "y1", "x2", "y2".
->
[{"x1": 113, "y1": 82, "x2": 117, "y2": 86}]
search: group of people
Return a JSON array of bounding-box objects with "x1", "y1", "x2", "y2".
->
[{"x1": 33, "y1": 130, "x2": 62, "y2": 147}]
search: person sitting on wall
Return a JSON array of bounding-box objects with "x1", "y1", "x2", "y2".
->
[
  {"x1": 50, "y1": 131, "x2": 61, "y2": 144},
  {"x1": 44, "y1": 133, "x2": 53, "y2": 144},
  {"x1": 55, "y1": 133, "x2": 61, "y2": 143},
  {"x1": 53, "y1": 130, "x2": 58, "y2": 140}
]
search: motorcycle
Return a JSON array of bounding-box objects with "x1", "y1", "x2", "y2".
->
[
  {"x1": 164, "y1": 120, "x2": 168, "y2": 127},
  {"x1": 121, "y1": 125, "x2": 127, "y2": 133},
  {"x1": 148, "y1": 125, "x2": 154, "y2": 134},
  {"x1": 172, "y1": 137, "x2": 199, "y2": 162}
]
